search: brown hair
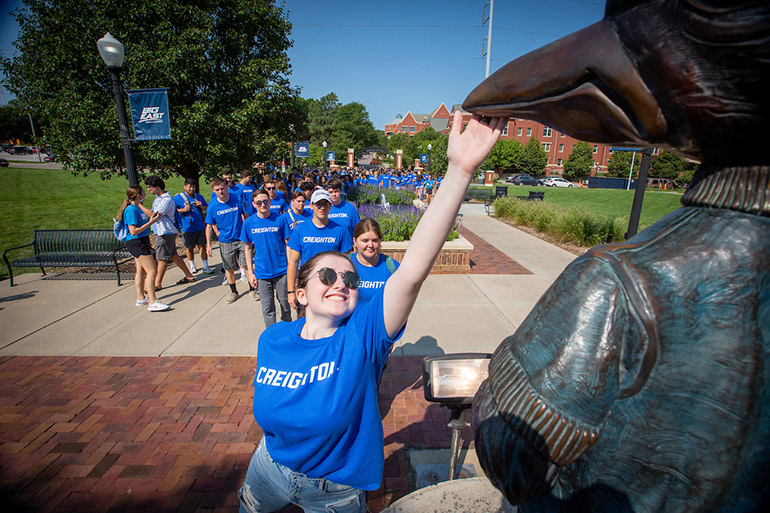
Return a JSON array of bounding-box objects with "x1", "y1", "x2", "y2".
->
[
  {"x1": 290, "y1": 190, "x2": 306, "y2": 201},
  {"x1": 210, "y1": 177, "x2": 225, "y2": 189},
  {"x1": 353, "y1": 218, "x2": 383, "y2": 241},
  {"x1": 116, "y1": 185, "x2": 144, "y2": 221}
]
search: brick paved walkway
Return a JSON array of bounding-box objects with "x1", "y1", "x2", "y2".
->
[
  {"x1": 460, "y1": 228, "x2": 530, "y2": 275},
  {"x1": 0, "y1": 355, "x2": 469, "y2": 513}
]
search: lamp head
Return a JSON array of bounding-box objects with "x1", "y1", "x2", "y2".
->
[{"x1": 97, "y1": 32, "x2": 125, "y2": 69}]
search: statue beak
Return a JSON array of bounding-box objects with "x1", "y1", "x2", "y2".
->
[{"x1": 462, "y1": 21, "x2": 667, "y2": 146}]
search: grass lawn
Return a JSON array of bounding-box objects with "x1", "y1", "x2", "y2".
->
[
  {"x1": 0, "y1": 167, "x2": 186, "y2": 281},
  {"x1": 472, "y1": 183, "x2": 683, "y2": 230}
]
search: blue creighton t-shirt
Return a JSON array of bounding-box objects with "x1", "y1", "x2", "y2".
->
[
  {"x1": 350, "y1": 252, "x2": 399, "y2": 304},
  {"x1": 123, "y1": 204, "x2": 150, "y2": 240},
  {"x1": 328, "y1": 200, "x2": 360, "y2": 237},
  {"x1": 252, "y1": 292, "x2": 404, "y2": 490},
  {"x1": 205, "y1": 194, "x2": 245, "y2": 243},
  {"x1": 239, "y1": 213, "x2": 287, "y2": 279},
  {"x1": 287, "y1": 219, "x2": 353, "y2": 266}
]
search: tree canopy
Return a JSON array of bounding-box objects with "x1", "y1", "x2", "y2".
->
[
  {"x1": 482, "y1": 138, "x2": 523, "y2": 174},
  {"x1": 607, "y1": 150, "x2": 641, "y2": 178},
  {"x1": 562, "y1": 141, "x2": 594, "y2": 180},
  {"x1": 517, "y1": 137, "x2": 548, "y2": 176},
  {"x1": 1, "y1": 0, "x2": 302, "y2": 184},
  {"x1": 650, "y1": 151, "x2": 684, "y2": 180}
]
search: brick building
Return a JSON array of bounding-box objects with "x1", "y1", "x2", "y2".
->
[{"x1": 386, "y1": 103, "x2": 629, "y2": 176}]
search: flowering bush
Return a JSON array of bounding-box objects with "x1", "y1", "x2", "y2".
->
[
  {"x1": 347, "y1": 184, "x2": 417, "y2": 206},
  {"x1": 357, "y1": 203, "x2": 460, "y2": 242}
]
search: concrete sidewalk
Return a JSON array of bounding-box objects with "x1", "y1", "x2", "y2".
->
[
  {"x1": 0, "y1": 204, "x2": 579, "y2": 512},
  {"x1": 0, "y1": 203, "x2": 576, "y2": 357}
]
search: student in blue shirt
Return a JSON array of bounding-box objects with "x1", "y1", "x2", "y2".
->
[
  {"x1": 241, "y1": 189, "x2": 292, "y2": 327},
  {"x1": 263, "y1": 179, "x2": 288, "y2": 215},
  {"x1": 175, "y1": 179, "x2": 212, "y2": 274},
  {"x1": 235, "y1": 169, "x2": 258, "y2": 217},
  {"x1": 238, "y1": 112, "x2": 506, "y2": 513},
  {"x1": 326, "y1": 178, "x2": 360, "y2": 239},
  {"x1": 116, "y1": 185, "x2": 168, "y2": 312},
  {"x1": 349, "y1": 218, "x2": 399, "y2": 304},
  {"x1": 286, "y1": 189, "x2": 353, "y2": 310},
  {"x1": 279, "y1": 190, "x2": 313, "y2": 240},
  {"x1": 205, "y1": 177, "x2": 253, "y2": 304}
]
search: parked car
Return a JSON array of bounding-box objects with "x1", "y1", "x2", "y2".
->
[
  {"x1": 513, "y1": 173, "x2": 541, "y2": 186},
  {"x1": 543, "y1": 176, "x2": 574, "y2": 188},
  {"x1": 44, "y1": 154, "x2": 57, "y2": 162},
  {"x1": 0, "y1": 158, "x2": 8, "y2": 167},
  {"x1": 9, "y1": 146, "x2": 33, "y2": 155}
]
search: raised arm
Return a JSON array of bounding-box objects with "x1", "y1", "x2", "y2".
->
[{"x1": 382, "y1": 112, "x2": 506, "y2": 338}]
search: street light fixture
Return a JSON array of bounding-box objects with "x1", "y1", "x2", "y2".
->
[
  {"x1": 427, "y1": 143, "x2": 432, "y2": 176},
  {"x1": 322, "y1": 140, "x2": 327, "y2": 174},
  {"x1": 97, "y1": 32, "x2": 139, "y2": 187}
]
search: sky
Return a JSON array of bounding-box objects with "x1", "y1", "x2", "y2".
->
[{"x1": 0, "y1": 0, "x2": 607, "y2": 129}]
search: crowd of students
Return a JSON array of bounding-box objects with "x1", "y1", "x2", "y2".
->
[{"x1": 115, "y1": 112, "x2": 504, "y2": 513}]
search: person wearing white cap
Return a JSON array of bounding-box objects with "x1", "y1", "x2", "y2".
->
[{"x1": 286, "y1": 188, "x2": 353, "y2": 309}]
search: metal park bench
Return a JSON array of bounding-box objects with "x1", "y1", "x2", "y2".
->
[
  {"x1": 3, "y1": 229, "x2": 132, "y2": 286},
  {"x1": 484, "y1": 185, "x2": 510, "y2": 215},
  {"x1": 515, "y1": 190, "x2": 545, "y2": 201}
]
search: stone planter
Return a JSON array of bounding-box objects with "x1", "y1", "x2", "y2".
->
[{"x1": 380, "y1": 236, "x2": 473, "y2": 273}]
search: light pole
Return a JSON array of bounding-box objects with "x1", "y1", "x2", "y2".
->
[
  {"x1": 427, "y1": 143, "x2": 432, "y2": 176},
  {"x1": 97, "y1": 32, "x2": 139, "y2": 187},
  {"x1": 322, "y1": 140, "x2": 327, "y2": 174}
]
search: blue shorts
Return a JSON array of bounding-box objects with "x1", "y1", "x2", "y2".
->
[{"x1": 238, "y1": 438, "x2": 365, "y2": 513}]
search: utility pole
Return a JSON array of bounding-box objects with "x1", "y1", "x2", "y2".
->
[{"x1": 483, "y1": 0, "x2": 495, "y2": 78}]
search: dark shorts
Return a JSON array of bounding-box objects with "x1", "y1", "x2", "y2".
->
[
  {"x1": 182, "y1": 230, "x2": 206, "y2": 249},
  {"x1": 155, "y1": 233, "x2": 179, "y2": 261},
  {"x1": 126, "y1": 236, "x2": 153, "y2": 258},
  {"x1": 426, "y1": 188, "x2": 433, "y2": 194}
]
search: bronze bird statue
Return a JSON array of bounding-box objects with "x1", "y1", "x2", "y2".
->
[{"x1": 464, "y1": 1, "x2": 770, "y2": 511}]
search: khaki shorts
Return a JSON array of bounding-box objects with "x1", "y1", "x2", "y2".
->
[{"x1": 155, "y1": 234, "x2": 179, "y2": 261}]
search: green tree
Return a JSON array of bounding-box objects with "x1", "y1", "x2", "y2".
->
[
  {"x1": 650, "y1": 150, "x2": 684, "y2": 180},
  {"x1": 518, "y1": 137, "x2": 548, "y2": 176},
  {"x1": 331, "y1": 102, "x2": 378, "y2": 164},
  {"x1": 1, "y1": 0, "x2": 301, "y2": 185},
  {"x1": 306, "y1": 92, "x2": 339, "y2": 147},
  {"x1": 562, "y1": 141, "x2": 594, "y2": 180},
  {"x1": 424, "y1": 132, "x2": 449, "y2": 177},
  {"x1": 607, "y1": 150, "x2": 641, "y2": 178},
  {"x1": 482, "y1": 138, "x2": 523, "y2": 174},
  {"x1": 0, "y1": 104, "x2": 34, "y2": 143}
]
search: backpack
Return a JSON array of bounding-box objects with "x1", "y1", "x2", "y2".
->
[{"x1": 113, "y1": 218, "x2": 129, "y2": 242}]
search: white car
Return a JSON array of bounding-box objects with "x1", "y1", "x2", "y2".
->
[{"x1": 543, "y1": 177, "x2": 574, "y2": 188}]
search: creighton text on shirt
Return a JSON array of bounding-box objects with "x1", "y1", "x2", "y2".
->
[{"x1": 256, "y1": 361, "x2": 337, "y2": 389}]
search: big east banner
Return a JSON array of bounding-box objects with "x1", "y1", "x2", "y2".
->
[{"x1": 127, "y1": 88, "x2": 171, "y2": 141}]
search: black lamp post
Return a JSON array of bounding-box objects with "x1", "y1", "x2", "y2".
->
[
  {"x1": 97, "y1": 32, "x2": 139, "y2": 187},
  {"x1": 322, "y1": 140, "x2": 327, "y2": 174}
]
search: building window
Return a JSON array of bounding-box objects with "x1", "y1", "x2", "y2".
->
[
  {"x1": 557, "y1": 159, "x2": 563, "y2": 166},
  {"x1": 559, "y1": 144, "x2": 564, "y2": 152},
  {"x1": 409, "y1": 126, "x2": 416, "y2": 133},
  {"x1": 502, "y1": 124, "x2": 508, "y2": 136},
  {"x1": 543, "y1": 127, "x2": 552, "y2": 137},
  {"x1": 401, "y1": 126, "x2": 407, "y2": 133},
  {"x1": 652, "y1": 148, "x2": 660, "y2": 155},
  {"x1": 593, "y1": 145, "x2": 598, "y2": 153},
  {"x1": 542, "y1": 143, "x2": 551, "y2": 152},
  {"x1": 527, "y1": 127, "x2": 532, "y2": 137},
  {"x1": 517, "y1": 127, "x2": 523, "y2": 136}
]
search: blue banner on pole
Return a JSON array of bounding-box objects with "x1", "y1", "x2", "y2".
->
[
  {"x1": 420, "y1": 153, "x2": 429, "y2": 164},
  {"x1": 127, "y1": 88, "x2": 171, "y2": 141},
  {"x1": 296, "y1": 141, "x2": 310, "y2": 158},
  {"x1": 326, "y1": 151, "x2": 335, "y2": 162}
]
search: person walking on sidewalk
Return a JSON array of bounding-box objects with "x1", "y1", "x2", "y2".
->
[
  {"x1": 206, "y1": 177, "x2": 254, "y2": 304},
  {"x1": 145, "y1": 175, "x2": 196, "y2": 290},
  {"x1": 116, "y1": 185, "x2": 169, "y2": 312},
  {"x1": 241, "y1": 189, "x2": 292, "y2": 324},
  {"x1": 238, "y1": 112, "x2": 505, "y2": 513},
  {"x1": 174, "y1": 178, "x2": 213, "y2": 274}
]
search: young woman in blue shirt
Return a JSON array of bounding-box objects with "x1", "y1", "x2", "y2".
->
[{"x1": 238, "y1": 113, "x2": 505, "y2": 513}]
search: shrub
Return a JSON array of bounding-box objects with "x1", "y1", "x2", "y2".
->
[{"x1": 492, "y1": 197, "x2": 626, "y2": 247}]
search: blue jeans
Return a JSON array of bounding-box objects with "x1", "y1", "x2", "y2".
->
[{"x1": 239, "y1": 439, "x2": 367, "y2": 513}]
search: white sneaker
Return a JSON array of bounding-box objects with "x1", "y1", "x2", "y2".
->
[
  {"x1": 202, "y1": 267, "x2": 214, "y2": 274},
  {"x1": 136, "y1": 297, "x2": 149, "y2": 307},
  {"x1": 148, "y1": 301, "x2": 170, "y2": 312},
  {"x1": 189, "y1": 263, "x2": 198, "y2": 273},
  {"x1": 222, "y1": 276, "x2": 229, "y2": 286},
  {"x1": 239, "y1": 274, "x2": 249, "y2": 284}
]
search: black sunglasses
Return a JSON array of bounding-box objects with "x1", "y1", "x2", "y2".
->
[{"x1": 316, "y1": 267, "x2": 360, "y2": 289}]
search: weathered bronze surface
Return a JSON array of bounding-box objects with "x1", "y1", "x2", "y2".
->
[{"x1": 466, "y1": 1, "x2": 770, "y2": 511}]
